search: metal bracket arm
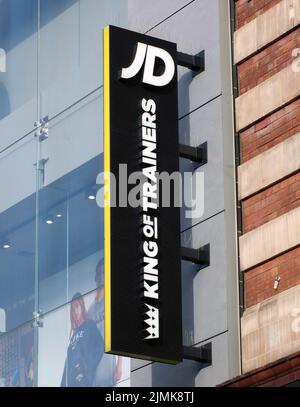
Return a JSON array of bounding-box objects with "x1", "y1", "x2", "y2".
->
[
  {"x1": 183, "y1": 343, "x2": 212, "y2": 364},
  {"x1": 179, "y1": 141, "x2": 207, "y2": 166},
  {"x1": 177, "y1": 50, "x2": 205, "y2": 73},
  {"x1": 181, "y1": 244, "x2": 210, "y2": 268}
]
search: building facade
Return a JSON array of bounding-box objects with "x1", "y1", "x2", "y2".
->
[
  {"x1": 222, "y1": 0, "x2": 300, "y2": 387},
  {"x1": 1, "y1": 0, "x2": 298, "y2": 388}
]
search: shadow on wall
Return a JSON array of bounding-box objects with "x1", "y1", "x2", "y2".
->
[
  {"x1": 0, "y1": 82, "x2": 10, "y2": 120},
  {"x1": 178, "y1": 69, "x2": 199, "y2": 233},
  {"x1": 149, "y1": 67, "x2": 205, "y2": 387},
  {"x1": 152, "y1": 358, "x2": 200, "y2": 387},
  {"x1": 178, "y1": 69, "x2": 197, "y2": 349},
  {"x1": 149, "y1": 262, "x2": 206, "y2": 386}
]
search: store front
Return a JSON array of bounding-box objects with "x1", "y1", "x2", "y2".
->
[
  {"x1": 0, "y1": 0, "x2": 130, "y2": 387},
  {"x1": 0, "y1": 0, "x2": 238, "y2": 387}
]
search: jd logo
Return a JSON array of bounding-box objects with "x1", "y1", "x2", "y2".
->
[{"x1": 120, "y1": 42, "x2": 175, "y2": 87}]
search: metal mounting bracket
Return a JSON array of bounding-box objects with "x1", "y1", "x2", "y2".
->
[
  {"x1": 183, "y1": 342, "x2": 212, "y2": 365},
  {"x1": 32, "y1": 311, "x2": 44, "y2": 328},
  {"x1": 177, "y1": 50, "x2": 205, "y2": 75},
  {"x1": 179, "y1": 141, "x2": 207, "y2": 166},
  {"x1": 181, "y1": 244, "x2": 210, "y2": 269},
  {"x1": 34, "y1": 116, "x2": 49, "y2": 141}
]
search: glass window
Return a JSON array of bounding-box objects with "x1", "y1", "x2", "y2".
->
[
  {"x1": 0, "y1": 136, "x2": 37, "y2": 332},
  {"x1": 38, "y1": 89, "x2": 104, "y2": 314},
  {"x1": 39, "y1": 0, "x2": 128, "y2": 118},
  {"x1": 38, "y1": 155, "x2": 104, "y2": 314},
  {"x1": 0, "y1": 0, "x2": 132, "y2": 387},
  {"x1": 0, "y1": 0, "x2": 38, "y2": 126}
]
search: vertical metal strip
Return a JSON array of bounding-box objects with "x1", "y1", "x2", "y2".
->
[
  {"x1": 103, "y1": 26, "x2": 111, "y2": 353},
  {"x1": 33, "y1": 0, "x2": 41, "y2": 387},
  {"x1": 229, "y1": 0, "x2": 244, "y2": 317}
]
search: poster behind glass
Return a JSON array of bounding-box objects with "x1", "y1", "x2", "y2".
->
[
  {"x1": 0, "y1": 322, "x2": 34, "y2": 387},
  {"x1": 38, "y1": 254, "x2": 130, "y2": 387}
]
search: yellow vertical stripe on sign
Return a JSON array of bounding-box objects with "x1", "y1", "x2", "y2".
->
[{"x1": 103, "y1": 26, "x2": 111, "y2": 353}]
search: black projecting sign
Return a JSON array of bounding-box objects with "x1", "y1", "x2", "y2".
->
[{"x1": 103, "y1": 25, "x2": 182, "y2": 363}]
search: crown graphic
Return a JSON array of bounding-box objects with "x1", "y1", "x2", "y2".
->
[{"x1": 144, "y1": 303, "x2": 159, "y2": 340}]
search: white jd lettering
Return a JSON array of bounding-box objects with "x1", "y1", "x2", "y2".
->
[{"x1": 120, "y1": 42, "x2": 175, "y2": 87}]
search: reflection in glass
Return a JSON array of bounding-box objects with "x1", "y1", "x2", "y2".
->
[
  {"x1": 0, "y1": 211, "x2": 35, "y2": 332},
  {"x1": 0, "y1": 0, "x2": 38, "y2": 120},
  {"x1": 39, "y1": 0, "x2": 128, "y2": 118},
  {"x1": 0, "y1": 138, "x2": 37, "y2": 332},
  {"x1": 0, "y1": 323, "x2": 35, "y2": 387},
  {"x1": 38, "y1": 154, "x2": 104, "y2": 314}
]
